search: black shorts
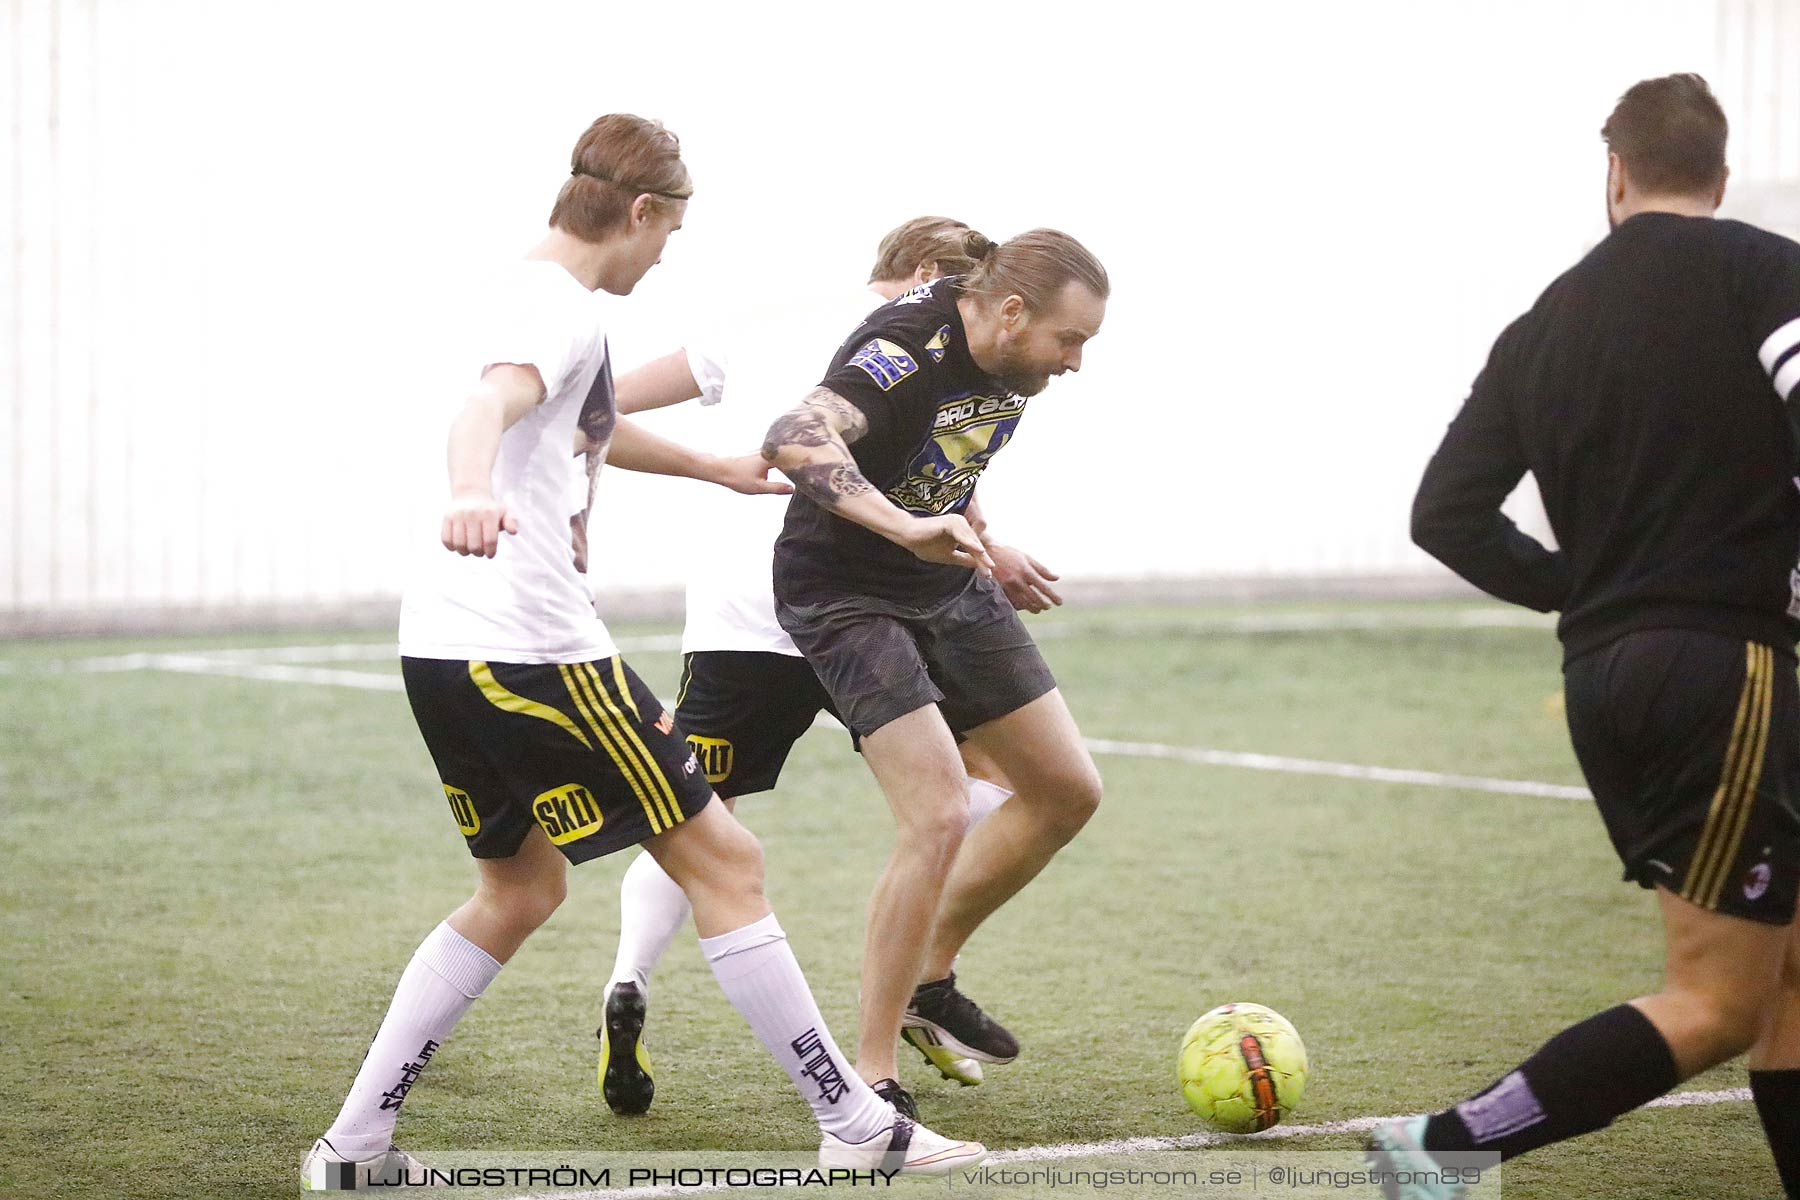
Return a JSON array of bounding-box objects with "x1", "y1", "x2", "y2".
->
[
  {"x1": 401, "y1": 656, "x2": 713, "y2": 864},
  {"x1": 1564, "y1": 629, "x2": 1800, "y2": 924},
  {"x1": 775, "y1": 575, "x2": 1058, "y2": 739},
  {"x1": 675, "y1": 651, "x2": 844, "y2": 799}
]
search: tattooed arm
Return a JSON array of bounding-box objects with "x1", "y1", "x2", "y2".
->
[
  {"x1": 760, "y1": 387, "x2": 875, "y2": 503},
  {"x1": 762, "y1": 387, "x2": 993, "y2": 575}
]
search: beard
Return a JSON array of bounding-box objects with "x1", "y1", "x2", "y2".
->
[{"x1": 994, "y1": 340, "x2": 1051, "y2": 396}]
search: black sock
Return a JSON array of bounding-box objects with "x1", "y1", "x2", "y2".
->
[
  {"x1": 1750, "y1": 1069, "x2": 1800, "y2": 1198},
  {"x1": 1422, "y1": 1004, "x2": 1679, "y2": 1159}
]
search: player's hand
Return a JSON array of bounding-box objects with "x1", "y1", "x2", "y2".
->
[
  {"x1": 712, "y1": 453, "x2": 795, "y2": 496},
  {"x1": 899, "y1": 515, "x2": 995, "y2": 577},
  {"x1": 988, "y1": 543, "x2": 1062, "y2": 613},
  {"x1": 441, "y1": 492, "x2": 518, "y2": 557}
]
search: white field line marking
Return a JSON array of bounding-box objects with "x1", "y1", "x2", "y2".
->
[
  {"x1": 89, "y1": 659, "x2": 1593, "y2": 803},
  {"x1": 137, "y1": 654, "x2": 406, "y2": 691},
  {"x1": 0, "y1": 606, "x2": 1544, "y2": 676},
  {"x1": 9, "y1": 617, "x2": 1590, "y2": 801},
  {"x1": 1031, "y1": 606, "x2": 1552, "y2": 639},
  {"x1": 801, "y1": 714, "x2": 1593, "y2": 802},
  {"x1": 188, "y1": 634, "x2": 686, "y2": 664},
  {"x1": 1085, "y1": 737, "x2": 1593, "y2": 801},
  {"x1": 0, "y1": 635, "x2": 686, "y2": 678},
  {"x1": 501, "y1": 1088, "x2": 1750, "y2": 1200},
  {"x1": 5, "y1": 647, "x2": 1593, "y2": 802}
]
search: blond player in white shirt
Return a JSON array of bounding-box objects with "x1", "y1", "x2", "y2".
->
[
  {"x1": 588, "y1": 219, "x2": 1062, "y2": 1123},
  {"x1": 303, "y1": 120, "x2": 984, "y2": 1190}
]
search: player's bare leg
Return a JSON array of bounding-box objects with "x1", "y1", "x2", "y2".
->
[
  {"x1": 613, "y1": 793, "x2": 741, "y2": 970},
  {"x1": 643, "y1": 794, "x2": 984, "y2": 1169},
  {"x1": 448, "y1": 824, "x2": 570, "y2": 961},
  {"x1": 854, "y1": 705, "x2": 972, "y2": 1087},
  {"x1": 642, "y1": 795, "x2": 767, "y2": 935},
  {"x1": 1748, "y1": 917, "x2": 1800, "y2": 1068},
  {"x1": 922, "y1": 689, "x2": 1101, "y2": 980},
  {"x1": 1633, "y1": 887, "x2": 1790, "y2": 1076},
  {"x1": 881, "y1": 743, "x2": 1013, "y2": 1089}
]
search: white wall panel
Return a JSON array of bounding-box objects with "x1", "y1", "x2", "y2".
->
[{"x1": 3, "y1": 0, "x2": 1796, "y2": 617}]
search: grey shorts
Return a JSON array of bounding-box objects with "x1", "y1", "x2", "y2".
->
[{"x1": 775, "y1": 576, "x2": 1058, "y2": 739}]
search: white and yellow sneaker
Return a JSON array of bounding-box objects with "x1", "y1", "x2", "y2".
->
[{"x1": 902, "y1": 1025, "x2": 986, "y2": 1086}]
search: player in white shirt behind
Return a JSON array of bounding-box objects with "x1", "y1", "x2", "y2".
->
[
  {"x1": 589, "y1": 218, "x2": 1063, "y2": 1121},
  {"x1": 303, "y1": 121, "x2": 984, "y2": 1189}
]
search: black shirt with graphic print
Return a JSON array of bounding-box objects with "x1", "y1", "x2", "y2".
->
[{"x1": 773, "y1": 277, "x2": 1026, "y2": 607}]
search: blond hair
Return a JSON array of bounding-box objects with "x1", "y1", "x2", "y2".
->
[{"x1": 867, "y1": 216, "x2": 998, "y2": 283}]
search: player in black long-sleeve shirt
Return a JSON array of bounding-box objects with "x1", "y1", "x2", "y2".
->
[{"x1": 1370, "y1": 75, "x2": 1800, "y2": 1199}]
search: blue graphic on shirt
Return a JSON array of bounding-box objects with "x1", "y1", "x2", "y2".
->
[{"x1": 888, "y1": 391, "x2": 1028, "y2": 515}]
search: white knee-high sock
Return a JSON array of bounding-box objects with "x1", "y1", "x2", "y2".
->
[
  {"x1": 323, "y1": 922, "x2": 502, "y2": 1157},
  {"x1": 700, "y1": 913, "x2": 891, "y2": 1142},
  {"x1": 608, "y1": 850, "x2": 692, "y2": 995},
  {"x1": 965, "y1": 776, "x2": 1012, "y2": 831}
]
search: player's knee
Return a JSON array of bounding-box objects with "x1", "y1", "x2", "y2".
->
[
  {"x1": 897, "y1": 796, "x2": 969, "y2": 868},
  {"x1": 720, "y1": 824, "x2": 766, "y2": 892},
  {"x1": 1041, "y1": 769, "x2": 1103, "y2": 841},
  {"x1": 479, "y1": 874, "x2": 566, "y2": 933},
  {"x1": 684, "y1": 816, "x2": 765, "y2": 903},
  {"x1": 1679, "y1": 986, "x2": 1765, "y2": 1060}
]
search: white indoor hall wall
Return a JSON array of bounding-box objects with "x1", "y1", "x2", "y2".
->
[{"x1": 2, "y1": 0, "x2": 1795, "y2": 615}]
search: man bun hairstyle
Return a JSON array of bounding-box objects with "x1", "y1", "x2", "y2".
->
[
  {"x1": 1601, "y1": 73, "x2": 1728, "y2": 196},
  {"x1": 549, "y1": 114, "x2": 693, "y2": 241},
  {"x1": 867, "y1": 216, "x2": 997, "y2": 283},
  {"x1": 963, "y1": 228, "x2": 1110, "y2": 314}
]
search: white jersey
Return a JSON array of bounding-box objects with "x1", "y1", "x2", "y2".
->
[
  {"x1": 399, "y1": 260, "x2": 620, "y2": 664},
  {"x1": 678, "y1": 287, "x2": 890, "y2": 656}
]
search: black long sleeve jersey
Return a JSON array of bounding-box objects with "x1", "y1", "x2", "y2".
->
[{"x1": 1413, "y1": 212, "x2": 1800, "y2": 663}]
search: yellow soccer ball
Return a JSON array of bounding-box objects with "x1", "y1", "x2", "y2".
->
[{"x1": 1177, "y1": 1002, "x2": 1308, "y2": 1133}]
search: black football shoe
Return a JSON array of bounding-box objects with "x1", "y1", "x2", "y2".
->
[
  {"x1": 597, "y1": 982, "x2": 654, "y2": 1115},
  {"x1": 902, "y1": 973, "x2": 1019, "y2": 1065}
]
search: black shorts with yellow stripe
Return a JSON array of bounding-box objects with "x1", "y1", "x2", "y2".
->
[
  {"x1": 1565, "y1": 629, "x2": 1800, "y2": 924},
  {"x1": 401, "y1": 656, "x2": 713, "y2": 864},
  {"x1": 674, "y1": 651, "x2": 846, "y2": 800}
]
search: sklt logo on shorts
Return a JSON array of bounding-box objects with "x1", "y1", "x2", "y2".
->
[
  {"x1": 444, "y1": 785, "x2": 479, "y2": 836},
  {"x1": 654, "y1": 710, "x2": 675, "y2": 736},
  {"x1": 533, "y1": 783, "x2": 604, "y2": 844},
  {"x1": 688, "y1": 735, "x2": 734, "y2": 784},
  {"x1": 1744, "y1": 860, "x2": 1773, "y2": 902}
]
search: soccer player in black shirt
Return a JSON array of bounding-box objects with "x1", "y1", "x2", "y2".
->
[
  {"x1": 1370, "y1": 75, "x2": 1800, "y2": 1198},
  {"x1": 762, "y1": 230, "x2": 1108, "y2": 1110}
]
